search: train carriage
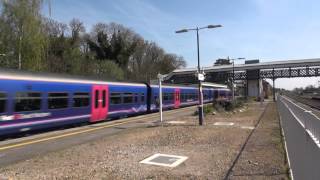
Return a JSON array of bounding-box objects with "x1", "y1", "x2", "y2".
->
[
  {"x1": 0, "y1": 72, "x2": 148, "y2": 136},
  {"x1": 0, "y1": 78, "x2": 92, "y2": 135},
  {"x1": 150, "y1": 85, "x2": 181, "y2": 111},
  {"x1": 0, "y1": 70, "x2": 232, "y2": 137},
  {"x1": 107, "y1": 83, "x2": 147, "y2": 118}
]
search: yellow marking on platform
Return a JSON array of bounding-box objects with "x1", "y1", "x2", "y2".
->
[
  {"x1": 0, "y1": 106, "x2": 195, "y2": 151},
  {"x1": 0, "y1": 116, "x2": 152, "y2": 151}
]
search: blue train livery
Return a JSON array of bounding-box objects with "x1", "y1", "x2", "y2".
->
[{"x1": 0, "y1": 71, "x2": 231, "y2": 136}]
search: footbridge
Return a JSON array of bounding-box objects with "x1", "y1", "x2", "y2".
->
[{"x1": 163, "y1": 58, "x2": 320, "y2": 101}]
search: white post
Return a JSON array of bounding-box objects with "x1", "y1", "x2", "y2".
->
[
  {"x1": 232, "y1": 59, "x2": 235, "y2": 102},
  {"x1": 200, "y1": 81, "x2": 204, "y2": 120},
  {"x1": 158, "y1": 74, "x2": 163, "y2": 122},
  {"x1": 260, "y1": 79, "x2": 263, "y2": 106}
]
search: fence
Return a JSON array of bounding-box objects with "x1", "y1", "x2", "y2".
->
[{"x1": 278, "y1": 96, "x2": 320, "y2": 180}]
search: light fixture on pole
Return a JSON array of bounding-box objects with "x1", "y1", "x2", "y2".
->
[
  {"x1": 228, "y1": 57, "x2": 245, "y2": 101},
  {"x1": 176, "y1": 24, "x2": 222, "y2": 126}
]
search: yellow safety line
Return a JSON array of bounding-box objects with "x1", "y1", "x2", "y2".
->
[
  {"x1": 0, "y1": 106, "x2": 195, "y2": 151},
  {"x1": 0, "y1": 115, "x2": 155, "y2": 151}
]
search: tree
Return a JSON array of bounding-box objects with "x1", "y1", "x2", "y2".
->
[
  {"x1": 86, "y1": 24, "x2": 112, "y2": 61},
  {"x1": 86, "y1": 22, "x2": 142, "y2": 70},
  {"x1": 69, "y1": 18, "x2": 85, "y2": 47},
  {"x1": 65, "y1": 18, "x2": 86, "y2": 74},
  {"x1": 0, "y1": 0, "x2": 187, "y2": 81},
  {"x1": 92, "y1": 60, "x2": 125, "y2": 80},
  {"x1": 127, "y1": 41, "x2": 186, "y2": 82},
  {"x1": 42, "y1": 18, "x2": 68, "y2": 72},
  {"x1": 0, "y1": 0, "x2": 47, "y2": 70}
]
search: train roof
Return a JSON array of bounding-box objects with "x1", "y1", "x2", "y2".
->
[
  {"x1": 0, "y1": 69, "x2": 147, "y2": 87},
  {"x1": 150, "y1": 84, "x2": 229, "y2": 90}
]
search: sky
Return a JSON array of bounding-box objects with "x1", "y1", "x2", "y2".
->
[{"x1": 43, "y1": 0, "x2": 320, "y2": 90}]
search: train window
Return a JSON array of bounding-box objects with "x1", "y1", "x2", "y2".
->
[
  {"x1": 102, "y1": 90, "x2": 106, "y2": 107},
  {"x1": 163, "y1": 93, "x2": 168, "y2": 101},
  {"x1": 189, "y1": 94, "x2": 194, "y2": 100},
  {"x1": 141, "y1": 93, "x2": 145, "y2": 102},
  {"x1": 48, "y1": 93, "x2": 69, "y2": 109},
  {"x1": 204, "y1": 93, "x2": 208, "y2": 99},
  {"x1": 180, "y1": 93, "x2": 184, "y2": 101},
  {"x1": 73, "y1": 92, "x2": 90, "y2": 107},
  {"x1": 134, "y1": 93, "x2": 138, "y2": 103},
  {"x1": 0, "y1": 92, "x2": 6, "y2": 113},
  {"x1": 169, "y1": 93, "x2": 174, "y2": 100},
  {"x1": 95, "y1": 90, "x2": 99, "y2": 108},
  {"x1": 15, "y1": 92, "x2": 41, "y2": 112},
  {"x1": 123, "y1": 93, "x2": 133, "y2": 104},
  {"x1": 154, "y1": 96, "x2": 158, "y2": 103},
  {"x1": 110, "y1": 93, "x2": 121, "y2": 104},
  {"x1": 214, "y1": 90, "x2": 219, "y2": 99}
]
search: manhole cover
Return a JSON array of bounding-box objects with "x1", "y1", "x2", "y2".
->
[
  {"x1": 214, "y1": 122, "x2": 234, "y2": 126},
  {"x1": 140, "y1": 153, "x2": 188, "y2": 167}
]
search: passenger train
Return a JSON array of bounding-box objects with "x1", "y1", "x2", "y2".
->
[{"x1": 0, "y1": 71, "x2": 231, "y2": 136}]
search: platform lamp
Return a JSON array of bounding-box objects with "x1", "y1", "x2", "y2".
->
[
  {"x1": 176, "y1": 24, "x2": 222, "y2": 126},
  {"x1": 228, "y1": 57, "x2": 245, "y2": 102}
]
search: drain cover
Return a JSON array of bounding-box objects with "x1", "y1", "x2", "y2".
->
[
  {"x1": 140, "y1": 153, "x2": 188, "y2": 167},
  {"x1": 214, "y1": 122, "x2": 234, "y2": 126}
]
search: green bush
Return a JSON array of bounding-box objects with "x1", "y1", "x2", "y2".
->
[
  {"x1": 203, "y1": 104, "x2": 214, "y2": 115},
  {"x1": 225, "y1": 102, "x2": 234, "y2": 111},
  {"x1": 194, "y1": 98, "x2": 246, "y2": 115},
  {"x1": 213, "y1": 102, "x2": 225, "y2": 112},
  {"x1": 223, "y1": 98, "x2": 246, "y2": 111},
  {"x1": 194, "y1": 104, "x2": 215, "y2": 116}
]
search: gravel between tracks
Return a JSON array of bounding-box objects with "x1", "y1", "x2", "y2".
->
[{"x1": 0, "y1": 102, "x2": 288, "y2": 179}]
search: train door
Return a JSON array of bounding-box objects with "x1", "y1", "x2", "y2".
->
[
  {"x1": 91, "y1": 85, "x2": 109, "y2": 122},
  {"x1": 174, "y1": 88, "x2": 181, "y2": 108}
]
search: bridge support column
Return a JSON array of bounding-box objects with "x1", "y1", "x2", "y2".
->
[
  {"x1": 259, "y1": 79, "x2": 264, "y2": 105},
  {"x1": 246, "y1": 66, "x2": 261, "y2": 99},
  {"x1": 247, "y1": 79, "x2": 260, "y2": 97},
  {"x1": 273, "y1": 78, "x2": 276, "y2": 102}
]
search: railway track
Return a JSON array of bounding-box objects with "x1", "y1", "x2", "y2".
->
[{"x1": 284, "y1": 93, "x2": 320, "y2": 110}]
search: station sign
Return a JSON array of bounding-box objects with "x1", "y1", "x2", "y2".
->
[{"x1": 198, "y1": 73, "x2": 205, "y2": 81}]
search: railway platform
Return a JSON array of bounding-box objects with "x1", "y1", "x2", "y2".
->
[{"x1": 0, "y1": 102, "x2": 289, "y2": 179}]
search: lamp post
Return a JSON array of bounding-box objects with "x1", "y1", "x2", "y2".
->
[
  {"x1": 176, "y1": 24, "x2": 222, "y2": 126},
  {"x1": 228, "y1": 57, "x2": 245, "y2": 102}
]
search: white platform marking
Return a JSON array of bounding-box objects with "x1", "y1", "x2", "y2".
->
[
  {"x1": 214, "y1": 122, "x2": 234, "y2": 126},
  {"x1": 166, "y1": 121, "x2": 186, "y2": 124},
  {"x1": 240, "y1": 126, "x2": 255, "y2": 130}
]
